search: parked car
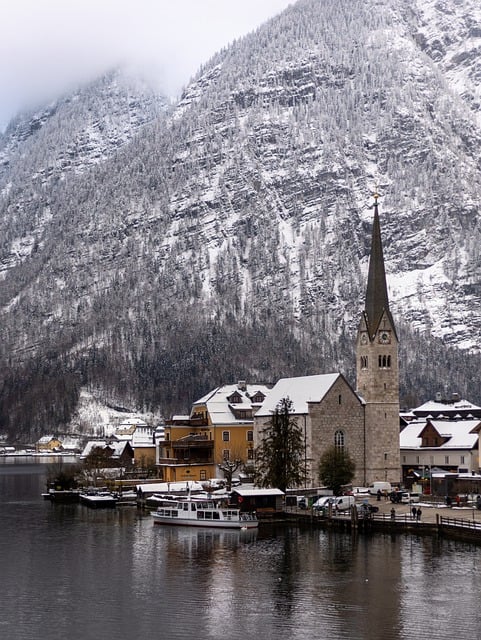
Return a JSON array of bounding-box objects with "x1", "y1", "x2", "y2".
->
[
  {"x1": 356, "y1": 503, "x2": 379, "y2": 515},
  {"x1": 390, "y1": 491, "x2": 404, "y2": 504},
  {"x1": 401, "y1": 492, "x2": 420, "y2": 504},
  {"x1": 313, "y1": 496, "x2": 333, "y2": 511}
]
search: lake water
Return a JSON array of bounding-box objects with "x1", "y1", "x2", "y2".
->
[{"x1": 1, "y1": 460, "x2": 481, "y2": 640}]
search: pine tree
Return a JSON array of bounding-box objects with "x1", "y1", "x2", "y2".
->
[{"x1": 254, "y1": 397, "x2": 305, "y2": 492}]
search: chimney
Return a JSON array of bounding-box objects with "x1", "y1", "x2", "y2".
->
[
  {"x1": 237, "y1": 380, "x2": 247, "y2": 391},
  {"x1": 435, "y1": 392, "x2": 442, "y2": 402},
  {"x1": 451, "y1": 392, "x2": 460, "y2": 403}
]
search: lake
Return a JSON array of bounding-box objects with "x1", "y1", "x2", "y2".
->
[{"x1": 1, "y1": 460, "x2": 480, "y2": 640}]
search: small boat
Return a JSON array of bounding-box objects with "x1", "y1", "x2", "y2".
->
[
  {"x1": 46, "y1": 489, "x2": 81, "y2": 503},
  {"x1": 151, "y1": 497, "x2": 258, "y2": 529},
  {"x1": 80, "y1": 490, "x2": 117, "y2": 508}
]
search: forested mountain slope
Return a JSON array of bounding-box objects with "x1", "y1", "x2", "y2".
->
[{"x1": 1, "y1": 0, "x2": 481, "y2": 439}]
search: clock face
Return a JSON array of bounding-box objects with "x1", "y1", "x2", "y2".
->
[{"x1": 378, "y1": 331, "x2": 391, "y2": 344}]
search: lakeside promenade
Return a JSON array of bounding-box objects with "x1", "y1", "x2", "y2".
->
[{"x1": 285, "y1": 495, "x2": 481, "y2": 544}]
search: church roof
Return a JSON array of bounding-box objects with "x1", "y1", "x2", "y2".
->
[
  {"x1": 254, "y1": 373, "x2": 343, "y2": 417},
  {"x1": 364, "y1": 198, "x2": 396, "y2": 338}
]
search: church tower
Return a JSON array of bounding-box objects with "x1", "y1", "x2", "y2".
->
[{"x1": 356, "y1": 192, "x2": 400, "y2": 485}]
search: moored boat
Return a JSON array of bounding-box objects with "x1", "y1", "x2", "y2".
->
[
  {"x1": 151, "y1": 497, "x2": 258, "y2": 529},
  {"x1": 80, "y1": 490, "x2": 117, "y2": 508}
]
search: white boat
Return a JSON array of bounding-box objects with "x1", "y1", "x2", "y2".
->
[
  {"x1": 151, "y1": 497, "x2": 258, "y2": 529},
  {"x1": 80, "y1": 490, "x2": 117, "y2": 508}
]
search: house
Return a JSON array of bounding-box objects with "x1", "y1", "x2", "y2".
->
[
  {"x1": 80, "y1": 440, "x2": 134, "y2": 469},
  {"x1": 400, "y1": 393, "x2": 481, "y2": 489},
  {"x1": 36, "y1": 435, "x2": 62, "y2": 452},
  {"x1": 158, "y1": 381, "x2": 271, "y2": 483}
]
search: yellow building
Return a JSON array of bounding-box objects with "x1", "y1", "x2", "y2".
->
[{"x1": 158, "y1": 381, "x2": 271, "y2": 483}]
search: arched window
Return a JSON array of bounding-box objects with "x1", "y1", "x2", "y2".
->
[
  {"x1": 334, "y1": 430, "x2": 345, "y2": 450},
  {"x1": 361, "y1": 355, "x2": 368, "y2": 369}
]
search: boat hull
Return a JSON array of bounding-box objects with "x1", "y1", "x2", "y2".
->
[{"x1": 151, "y1": 514, "x2": 258, "y2": 529}]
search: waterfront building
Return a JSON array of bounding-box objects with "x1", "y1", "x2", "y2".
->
[
  {"x1": 254, "y1": 195, "x2": 401, "y2": 488},
  {"x1": 158, "y1": 381, "x2": 271, "y2": 483},
  {"x1": 400, "y1": 393, "x2": 481, "y2": 486}
]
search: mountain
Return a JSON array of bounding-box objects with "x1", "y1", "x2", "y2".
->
[{"x1": 2, "y1": 0, "x2": 481, "y2": 440}]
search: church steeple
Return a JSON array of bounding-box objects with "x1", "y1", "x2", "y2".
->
[
  {"x1": 356, "y1": 190, "x2": 400, "y2": 487},
  {"x1": 363, "y1": 191, "x2": 396, "y2": 339}
]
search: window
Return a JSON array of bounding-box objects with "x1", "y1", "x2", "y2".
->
[
  {"x1": 460, "y1": 455, "x2": 465, "y2": 464},
  {"x1": 223, "y1": 449, "x2": 230, "y2": 460},
  {"x1": 360, "y1": 355, "x2": 368, "y2": 369},
  {"x1": 247, "y1": 430, "x2": 254, "y2": 441},
  {"x1": 378, "y1": 355, "x2": 391, "y2": 368},
  {"x1": 247, "y1": 448, "x2": 254, "y2": 460},
  {"x1": 334, "y1": 430, "x2": 345, "y2": 450},
  {"x1": 445, "y1": 456, "x2": 450, "y2": 464},
  {"x1": 222, "y1": 431, "x2": 230, "y2": 442},
  {"x1": 338, "y1": 394, "x2": 342, "y2": 405},
  {"x1": 200, "y1": 470, "x2": 206, "y2": 481}
]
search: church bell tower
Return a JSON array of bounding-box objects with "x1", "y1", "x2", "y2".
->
[{"x1": 356, "y1": 192, "x2": 400, "y2": 485}]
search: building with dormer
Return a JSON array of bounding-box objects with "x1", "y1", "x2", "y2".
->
[
  {"x1": 158, "y1": 381, "x2": 271, "y2": 483},
  {"x1": 400, "y1": 393, "x2": 481, "y2": 483}
]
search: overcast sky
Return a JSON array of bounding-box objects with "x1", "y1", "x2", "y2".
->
[{"x1": 0, "y1": 0, "x2": 293, "y2": 130}]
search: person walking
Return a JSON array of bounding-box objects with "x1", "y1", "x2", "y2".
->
[
  {"x1": 416, "y1": 507, "x2": 422, "y2": 522},
  {"x1": 390, "y1": 507, "x2": 396, "y2": 520},
  {"x1": 411, "y1": 505, "x2": 417, "y2": 520}
]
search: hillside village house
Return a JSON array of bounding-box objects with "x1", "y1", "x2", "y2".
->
[
  {"x1": 36, "y1": 435, "x2": 62, "y2": 452},
  {"x1": 158, "y1": 382, "x2": 271, "y2": 483}
]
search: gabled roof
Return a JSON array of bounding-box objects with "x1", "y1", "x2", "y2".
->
[
  {"x1": 232, "y1": 488, "x2": 285, "y2": 497},
  {"x1": 192, "y1": 382, "x2": 272, "y2": 425},
  {"x1": 254, "y1": 373, "x2": 350, "y2": 417},
  {"x1": 400, "y1": 418, "x2": 480, "y2": 450}
]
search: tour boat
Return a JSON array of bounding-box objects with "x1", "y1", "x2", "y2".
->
[{"x1": 151, "y1": 497, "x2": 258, "y2": 529}]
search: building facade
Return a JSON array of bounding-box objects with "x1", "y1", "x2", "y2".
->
[
  {"x1": 355, "y1": 194, "x2": 400, "y2": 485},
  {"x1": 254, "y1": 196, "x2": 401, "y2": 488},
  {"x1": 158, "y1": 382, "x2": 270, "y2": 483}
]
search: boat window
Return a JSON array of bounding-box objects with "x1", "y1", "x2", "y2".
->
[
  {"x1": 183, "y1": 503, "x2": 189, "y2": 511},
  {"x1": 172, "y1": 510, "x2": 178, "y2": 518},
  {"x1": 213, "y1": 512, "x2": 220, "y2": 520},
  {"x1": 191, "y1": 503, "x2": 196, "y2": 511},
  {"x1": 205, "y1": 512, "x2": 212, "y2": 519},
  {"x1": 197, "y1": 511, "x2": 204, "y2": 519}
]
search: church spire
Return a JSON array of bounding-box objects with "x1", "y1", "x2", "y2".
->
[{"x1": 364, "y1": 190, "x2": 393, "y2": 337}]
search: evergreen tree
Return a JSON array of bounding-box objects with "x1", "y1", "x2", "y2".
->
[
  {"x1": 318, "y1": 446, "x2": 356, "y2": 496},
  {"x1": 254, "y1": 397, "x2": 305, "y2": 492}
]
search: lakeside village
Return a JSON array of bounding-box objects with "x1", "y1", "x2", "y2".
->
[{"x1": 3, "y1": 197, "x2": 481, "y2": 537}]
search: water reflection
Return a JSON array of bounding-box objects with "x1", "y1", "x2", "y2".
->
[{"x1": 1, "y1": 465, "x2": 481, "y2": 640}]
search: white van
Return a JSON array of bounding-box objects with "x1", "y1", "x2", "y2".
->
[
  {"x1": 332, "y1": 495, "x2": 355, "y2": 511},
  {"x1": 313, "y1": 495, "x2": 355, "y2": 512},
  {"x1": 368, "y1": 482, "x2": 392, "y2": 495}
]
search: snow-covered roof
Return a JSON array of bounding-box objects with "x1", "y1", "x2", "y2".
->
[
  {"x1": 193, "y1": 383, "x2": 272, "y2": 425},
  {"x1": 413, "y1": 398, "x2": 481, "y2": 415},
  {"x1": 400, "y1": 418, "x2": 480, "y2": 450},
  {"x1": 254, "y1": 373, "x2": 341, "y2": 417},
  {"x1": 80, "y1": 440, "x2": 131, "y2": 458},
  {"x1": 135, "y1": 481, "x2": 204, "y2": 494},
  {"x1": 232, "y1": 488, "x2": 285, "y2": 497}
]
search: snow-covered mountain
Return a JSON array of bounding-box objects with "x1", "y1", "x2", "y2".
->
[{"x1": 2, "y1": 0, "x2": 481, "y2": 439}]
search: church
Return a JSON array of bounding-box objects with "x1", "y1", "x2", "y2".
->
[{"x1": 254, "y1": 194, "x2": 401, "y2": 488}]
